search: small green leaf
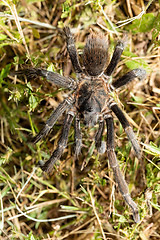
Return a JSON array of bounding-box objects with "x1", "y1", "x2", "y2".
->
[
  {"x1": 123, "y1": 51, "x2": 150, "y2": 71},
  {"x1": 0, "y1": 33, "x2": 7, "y2": 41},
  {"x1": 31, "y1": 28, "x2": 40, "y2": 38},
  {"x1": 127, "y1": 13, "x2": 155, "y2": 33},
  {"x1": 47, "y1": 63, "x2": 54, "y2": 72},
  {"x1": 130, "y1": 92, "x2": 143, "y2": 103},
  {"x1": 61, "y1": 0, "x2": 72, "y2": 18},
  {"x1": 27, "y1": 82, "x2": 33, "y2": 91},
  {"x1": 0, "y1": 64, "x2": 11, "y2": 84},
  {"x1": 61, "y1": 205, "x2": 79, "y2": 211},
  {"x1": 29, "y1": 94, "x2": 38, "y2": 111},
  {"x1": 0, "y1": 147, "x2": 13, "y2": 165},
  {"x1": 24, "y1": 231, "x2": 36, "y2": 240},
  {"x1": 142, "y1": 142, "x2": 160, "y2": 156}
]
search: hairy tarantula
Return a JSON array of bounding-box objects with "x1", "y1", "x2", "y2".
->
[{"x1": 14, "y1": 27, "x2": 146, "y2": 223}]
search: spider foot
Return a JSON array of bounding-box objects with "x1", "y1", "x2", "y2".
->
[
  {"x1": 112, "y1": 68, "x2": 147, "y2": 89},
  {"x1": 11, "y1": 68, "x2": 42, "y2": 79},
  {"x1": 74, "y1": 139, "x2": 82, "y2": 159},
  {"x1": 37, "y1": 160, "x2": 45, "y2": 167},
  {"x1": 132, "y1": 208, "x2": 140, "y2": 223},
  {"x1": 63, "y1": 26, "x2": 72, "y2": 38},
  {"x1": 97, "y1": 141, "x2": 106, "y2": 154},
  {"x1": 125, "y1": 126, "x2": 142, "y2": 159},
  {"x1": 133, "y1": 68, "x2": 146, "y2": 81},
  {"x1": 34, "y1": 125, "x2": 50, "y2": 143},
  {"x1": 40, "y1": 152, "x2": 59, "y2": 174},
  {"x1": 124, "y1": 194, "x2": 140, "y2": 223}
]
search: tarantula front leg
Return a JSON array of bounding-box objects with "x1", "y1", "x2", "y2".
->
[
  {"x1": 34, "y1": 96, "x2": 75, "y2": 143},
  {"x1": 63, "y1": 27, "x2": 83, "y2": 74},
  {"x1": 104, "y1": 37, "x2": 127, "y2": 76},
  {"x1": 111, "y1": 68, "x2": 146, "y2": 90},
  {"x1": 11, "y1": 68, "x2": 77, "y2": 90},
  {"x1": 108, "y1": 99, "x2": 141, "y2": 159},
  {"x1": 41, "y1": 109, "x2": 75, "y2": 173},
  {"x1": 103, "y1": 34, "x2": 146, "y2": 86},
  {"x1": 105, "y1": 114, "x2": 140, "y2": 223}
]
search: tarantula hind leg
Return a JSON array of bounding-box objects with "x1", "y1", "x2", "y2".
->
[
  {"x1": 108, "y1": 101, "x2": 141, "y2": 159},
  {"x1": 40, "y1": 110, "x2": 75, "y2": 174},
  {"x1": 105, "y1": 114, "x2": 140, "y2": 223},
  {"x1": 74, "y1": 115, "x2": 82, "y2": 158}
]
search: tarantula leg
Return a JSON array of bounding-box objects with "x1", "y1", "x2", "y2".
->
[
  {"x1": 41, "y1": 110, "x2": 75, "y2": 174},
  {"x1": 105, "y1": 114, "x2": 140, "y2": 223},
  {"x1": 111, "y1": 68, "x2": 147, "y2": 89},
  {"x1": 108, "y1": 100, "x2": 141, "y2": 159},
  {"x1": 95, "y1": 117, "x2": 106, "y2": 154},
  {"x1": 12, "y1": 68, "x2": 77, "y2": 90},
  {"x1": 34, "y1": 96, "x2": 74, "y2": 143},
  {"x1": 104, "y1": 38, "x2": 127, "y2": 76},
  {"x1": 63, "y1": 27, "x2": 83, "y2": 74},
  {"x1": 74, "y1": 115, "x2": 82, "y2": 158}
]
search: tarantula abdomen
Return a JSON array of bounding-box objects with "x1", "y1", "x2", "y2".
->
[{"x1": 83, "y1": 32, "x2": 109, "y2": 76}]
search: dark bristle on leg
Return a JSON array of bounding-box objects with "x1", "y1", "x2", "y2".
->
[
  {"x1": 95, "y1": 119, "x2": 106, "y2": 154},
  {"x1": 34, "y1": 97, "x2": 74, "y2": 143},
  {"x1": 106, "y1": 115, "x2": 140, "y2": 223},
  {"x1": 104, "y1": 40, "x2": 126, "y2": 76},
  {"x1": 74, "y1": 116, "x2": 82, "y2": 158},
  {"x1": 109, "y1": 102, "x2": 141, "y2": 159},
  {"x1": 112, "y1": 68, "x2": 146, "y2": 89},
  {"x1": 41, "y1": 111, "x2": 75, "y2": 174},
  {"x1": 63, "y1": 27, "x2": 82, "y2": 74},
  {"x1": 11, "y1": 68, "x2": 77, "y2": 90}
]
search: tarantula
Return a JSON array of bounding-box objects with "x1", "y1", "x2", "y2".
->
[{"x1": 14, "y1": 27, "x2": 146, "y2": 223}]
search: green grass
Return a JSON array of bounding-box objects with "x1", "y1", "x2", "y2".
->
[{"x1": 0, "y1": 0, "x2": 160, "y2": 239}]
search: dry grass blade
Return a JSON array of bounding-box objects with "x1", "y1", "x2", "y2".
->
[
  {"x1": 88, "y1": 185, "x2": 107, "y2": 240},
  {"x1": 2, "y1": 0, "x2": 31, "y2": 61}
]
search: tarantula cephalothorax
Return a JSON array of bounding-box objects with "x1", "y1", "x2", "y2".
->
[{"x1": 14, "y1": 27, "x2": 146, "y2": 222}]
